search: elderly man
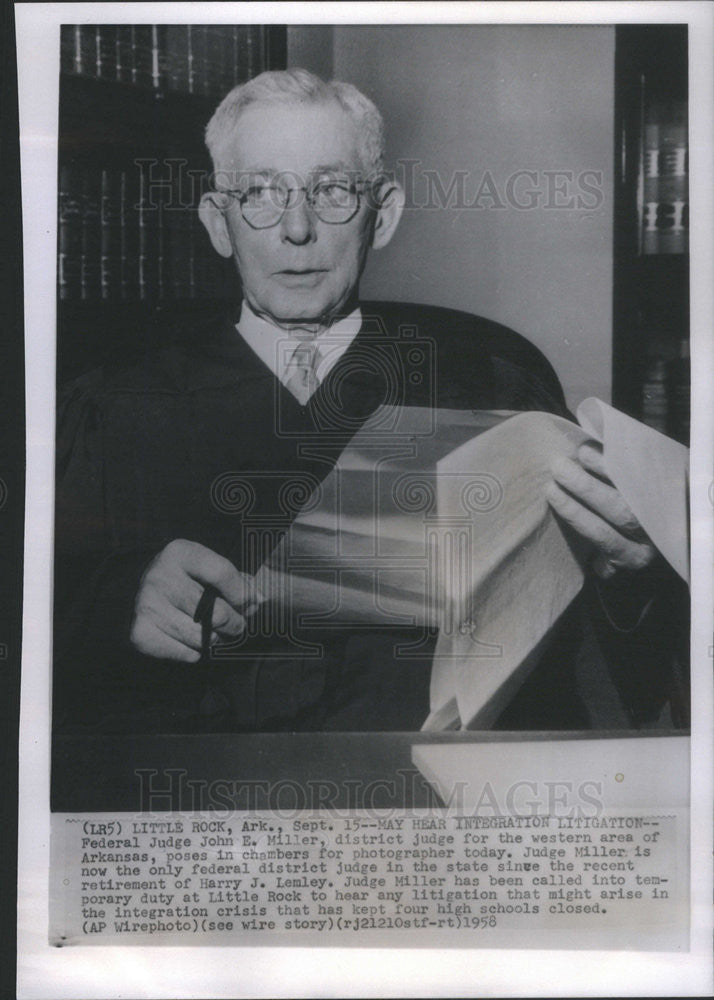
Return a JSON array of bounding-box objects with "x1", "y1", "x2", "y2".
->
[{"x1": 54, "y1": 69, "x2": 685, "y2": 734}]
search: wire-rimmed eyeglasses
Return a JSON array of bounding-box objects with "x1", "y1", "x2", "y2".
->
[{"x1": 216, "y1": 176, "x2": 372, "y2": 229}]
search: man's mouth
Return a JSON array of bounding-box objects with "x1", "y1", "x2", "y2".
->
[
  {"x1": 276, "y1": 268, "x2": 327, "y2": 274},
  {"x1": 273, "y1": 269, "x2": 328, "y2": 286}
]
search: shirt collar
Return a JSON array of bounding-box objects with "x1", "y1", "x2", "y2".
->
[{"x1": 236, "y1": 300, "x2": 363, "y2": 388}]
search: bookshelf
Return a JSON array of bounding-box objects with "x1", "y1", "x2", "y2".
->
[
  {"x1": 612, "y1": 25, "x2": 689, "y2": 444},
  {"x1": 57, "y1": 24, "x2": 287, "y2": 382}
]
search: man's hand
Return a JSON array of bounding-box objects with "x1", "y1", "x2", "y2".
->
[
  {"x1": 546, "y1": 442, "x2": 657, "y2": 580},
  {"x1": 129, "y1": 539, "x2": 260, "y2": 662}
]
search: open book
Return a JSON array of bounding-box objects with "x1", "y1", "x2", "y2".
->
[{"x1": 255, "y1": 401, "x2": 689, "y2": 731}]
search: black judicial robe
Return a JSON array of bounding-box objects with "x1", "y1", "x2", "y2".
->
[{"x1": 53, "y1": 302, "x2": 687, "y2": 734}]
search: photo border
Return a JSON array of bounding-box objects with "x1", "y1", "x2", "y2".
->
[{"x1": 15, "y1": 2, "x2": 714, "y2": 997}]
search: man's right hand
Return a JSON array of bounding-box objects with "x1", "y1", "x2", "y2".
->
[{"x1": 129, "y1": 539, "x2": 260, "y2": 662}]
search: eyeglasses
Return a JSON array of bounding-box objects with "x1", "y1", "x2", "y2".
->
[{"x1": 217, "y1": 177, "x2": 371, "y2": 229}]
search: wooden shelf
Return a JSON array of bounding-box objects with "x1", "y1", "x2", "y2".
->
[
  {"x1": 59, "y1": 73, "x2": 216, "y2": 165},
  {"x1": 56, "y1": 25, "x2": 287, "y2": 381},
  {"x1": 612, "y1": 24, "x2": 689, "y2": 442},
  {"x1": 57, "y1": 25, "x2": 287, "y2": 164}
]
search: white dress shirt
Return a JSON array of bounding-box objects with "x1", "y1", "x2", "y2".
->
[{"x1": 236, "y1": 300, "x2": 363, "y2": 403}]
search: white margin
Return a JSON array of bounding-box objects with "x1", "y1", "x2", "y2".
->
[{"x1": 15, "y1": 3, "x2": 714, "y2": 997}]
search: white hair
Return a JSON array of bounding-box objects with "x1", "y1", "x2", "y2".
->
[{"x1": 205, "y1": 68, "x2": 385, "y2": 178}]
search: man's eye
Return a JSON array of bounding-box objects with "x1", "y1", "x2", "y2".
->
[
  {"x1": 242, "y1": 185, "x2": 271, "y2": 205},
  {"x1": 314, "y1": 182, "x2": 353, "y2": 206}
]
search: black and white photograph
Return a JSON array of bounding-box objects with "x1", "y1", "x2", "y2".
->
[{"x1": 14, "y1": 3, "x2": 714, "y2": 997}]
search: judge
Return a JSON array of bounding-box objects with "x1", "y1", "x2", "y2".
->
[{"x1": 54, "y1": 69, "x2": 687, "y2": 734}]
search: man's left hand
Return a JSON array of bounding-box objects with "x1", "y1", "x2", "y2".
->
[{"x1": 545, "y1": 442, "x2": 657, "y2": 580}]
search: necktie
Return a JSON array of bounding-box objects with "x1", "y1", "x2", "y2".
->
[{"x1": 284, "y1": 340, "x2": 321, "y2": 404}]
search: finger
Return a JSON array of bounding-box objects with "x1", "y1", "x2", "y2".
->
[
  {"x1": 161, "y1": 573, "x2": 205, "y2": 618},
  {"x1": 142, "y1": 548, "x2": 205, "y2": 617},
  {"x1": 168, "y1": 540, "x2": 262, "y2": 609},
  {"x1": 577, "y1": 442, "x2": 609, "y2": 482},
  {"x1": 210, "y1": 596, "x2": 247, "y2": 637},
  {"x1": 592, "y1": 551, "x2": 619, "y2": 580},
  {"x1": 149, "y1": 598, "x2": 209, "y2": 652},
  {"x1": 130, "y1": 619, "x2": 201, "y2": 663},
  {"x1": 146, "y1": 573, "x2": 247, "y2": 642},
  {"x1": 157, "y1": 572, "x2": 250, "y2": 633},
  {"x1": 551, "y1": 456, "x2": 647, "y2": 539},
  {"x1": 546, "y1": 482, "x2": 655, "y2": 571}
]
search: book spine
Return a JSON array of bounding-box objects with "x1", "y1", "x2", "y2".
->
[
  {"x1": 115, "y1": 25, "x2": 134, "y2": 84},
  {"x1": 120, "y1": 169, "x2": 139, "y2": 300},
  {"x1": 641, "y1": 356, "x2": 668, "y2": 435},
  {"x1": 96, "y1": 25, "x2": 117, "y2": 81},
  {"x1": 642, "y1": 104, "x2": 688, "y2": 255},
  {"x1": 151, "y1": 24, "x2": 168, "y2": 90},
  {"x1": 77, "y1": 25, "x2": 97, "y2": 77},
  {"x1": 60, "y1": 25, "x2": 75, "y2": 75},
  {"x1": 219, "y1": 26, "x2": 235, "y2": 95},
  {"x1": 100, "y1": 169, "x2": 122, "y2": 300},
  {"x1": 131, "y1": 25, "x2": 154, "y2": 89},
  {"x1": 189, "y1": 25, "x2": 208, "y2": 95},
  {"x1": 641, "y1": 122, "x2": 659, "y2": 254},
  {"x1": 137, "y1": 163, "x2": 158, "y2": 300},
  {"x1": 204, "y1": 26, "x2": 216, "y2": 97},
  {"x1": 71, "y1": 26, "x2": 83, "y2": 74},
  {"x1": 246, "y1": 26, "x2": 258, "y2": 79},
  {"x1": 156, "y1": 187, "x2": 166, "y2": 300},
  {"x1": 667, "y1": 339, "x2": 690, "y2": 444},
  {"x1": 166, "y1": 25, "x2": 190, "y2": 93},
  {"x1": 232, "y1": 26, "x2": 245, "y2": 85},
  {"x1": 80, "y1": 168, "x2": 101, "y2": 300},
  {"x1": 58, "y1": 163, "x2": 82, "y2": 300},
  {"x1": 233, "y1": 26, "x2": 244, "y2": 90}
]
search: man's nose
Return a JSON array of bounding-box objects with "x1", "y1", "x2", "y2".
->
[{"x1": 279, "y1": 190, "x2": 316, "y2": 245}]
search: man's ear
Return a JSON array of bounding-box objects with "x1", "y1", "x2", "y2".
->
[
  {"x1": 370, "y1": 178, "x2": 404, "y2": 250},
  {"x1": 198, "y1": 192, "x2": 234, "y2": 259}
]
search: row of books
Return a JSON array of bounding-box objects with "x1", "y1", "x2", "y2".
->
[
  {"x1": 60, "y1": 24, "x2": 263, "y2": 99},
  {"x1": 641, "y1": 341, "x2": 690, "y2": 444},
  {"x1": 640, "y1": 102, "x2": 688, "y2": 255},
  {"x1": 58, "y1": 162, "x2": 233, "y2": 302}
]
